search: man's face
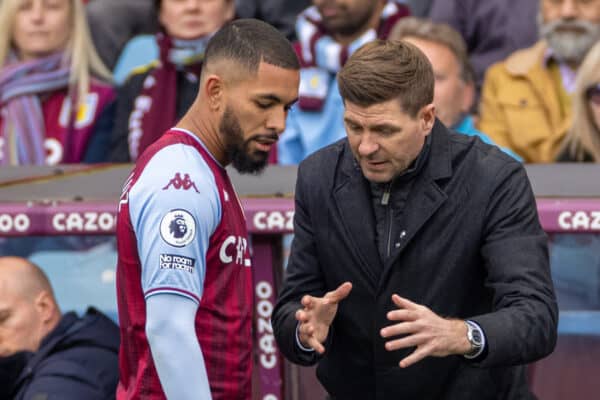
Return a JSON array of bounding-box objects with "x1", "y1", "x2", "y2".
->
[
  {"x1": 12, "y1": 0, "x2": 72, "y2": 61},
  {"x1": 313, "y1": 0, "x2": 381, "y2": 36},
  {"x1": 540, "y1": 0, "x2": 600, "y2": 63},
  {"x1": 403, "y1": 37, "x2": 473, "y2": 128},
  {"x1": 0, "y1": 284, "x2": 45, "y2": 357},
  {"x1": 221, "y1": 62, "x2": 299, "y2": 174},
  {"x1": 344, "y1": 99, "x2": 434, "y2": 183},
  {"x1": 159, "y1": 0, "x2": 234, "y2": 40}
]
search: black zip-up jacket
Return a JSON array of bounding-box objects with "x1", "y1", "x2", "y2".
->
[{"x1": 2, "y1": 308, "x2": 119, "y2": 400}]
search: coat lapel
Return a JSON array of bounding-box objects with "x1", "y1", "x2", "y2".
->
[{"x1": 333, "y1": 146, "x2": 382, "y2": 288}]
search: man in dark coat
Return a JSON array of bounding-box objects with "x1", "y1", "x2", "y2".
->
[
  {"x1": 0, "y1": 257, "x2": 119, "y2": 400},
  {"x1": 272, "y1": 40, "x2": 558, "y2": 399}
]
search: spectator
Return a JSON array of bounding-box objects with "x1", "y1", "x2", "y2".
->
[
  {"x1": 478, "y1": 0, "x2": 600, "y2": 163},
  {"x1": 235, "y1": 0, "x2": 310, "y2": 40},
  {"x1": 110, "y1": 0, "x2": 235, "y2": 162},
  {"x1": 0, "y1": 0, "x2": 115, "y2": 165},
  {"x1": 86, "y1": 0, "x2": 158, "y2": 71},
  {"x1": 0, "y1": 257, "x2": 119, "y2": 400},
  {"x1": 405, "y1": 0, "x2": 433, "y2": 17},
  {"x1": 429, "y1": 0, "x2": 538, "y2": 101},
  {"x1": 557, "y1": 40, "x2": 600, "y2": 162},
  {"x1": 389, "y1": 17, "x2": 522, "y2": 160},
  {"x1": 277, "y1": 0, "x2": 410, "y2": 165}
]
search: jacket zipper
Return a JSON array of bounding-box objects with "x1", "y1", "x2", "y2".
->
[{"x1": 382, "y1": 182, "x2": 393, "y2": 258}]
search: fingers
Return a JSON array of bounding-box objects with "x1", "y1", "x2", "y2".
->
[
  {"x1": 301, "y1": 294, "x2": 315, "y2": 309},
  {"x1": 297, "y1": 319, "x2": 316, "y2": 339},
  {"x1": 386, "y1": 309, "x2": 418, "y2": 323},
  {"x1": 384, "y1": 332, "x2": 423, "y2": 351},
  {"x1": 306, "y1": 335, "x2": 326, "y2": 354},
  {"x1": 399, "y1": 345, "x2": 431, "y2": 368},
  {"x1": 295, "y1": 308, "x2": 309, "y2": 323},
  {"x1": 380, "y1": 321, "x2": 417, "y2": 338},
  {"x1": 391, "y1": 294, "x2": 419, "y2": 310},
  {"x1": 296, "y1": 320, "x2": 326, "y2": 354},
  {"x1": 324, "y1": 282, "x2": 353, "y2": 304}
]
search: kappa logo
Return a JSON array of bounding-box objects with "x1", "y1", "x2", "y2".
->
[{"x1": 162, "y1": 173, "x2": 199, "y2": 193}]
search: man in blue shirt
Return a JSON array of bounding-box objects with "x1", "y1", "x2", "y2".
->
[
  {"x1": 390, "y1": 17, "x2": 521, "y2": 160},
  {"x1": 277, "y1": 0, "x2": 411, "y2": 165}
]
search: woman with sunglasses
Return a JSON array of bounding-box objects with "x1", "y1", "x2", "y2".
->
[
  {"x1": 558, "y1": 41, "x2": 600, "y2": 162},
  {"x1": 0, "y1": 0, "x2": 114, "y2": 166}
]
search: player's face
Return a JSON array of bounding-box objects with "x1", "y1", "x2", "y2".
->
[
  {"x1": 0, "y1": 284, "x2": 45, "y2": 356},
  {"x1": 159, "y1": 0, "x2": 234, "y2": 40},
  {"x1": 12, "y1": 0, "x2": 72, "y2": 61},
  {"x1": 222, "y1": 61, "x2": 299, "y2": 173},
  {"x1": 344, "y1": 98, "x2": 435, "y2": 183},
  {"x1": 313, "y1": 0, "x2": 382, "y2": 36}
]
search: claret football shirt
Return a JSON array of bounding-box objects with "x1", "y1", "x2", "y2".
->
[{"x1": 116, "y1": 128, "x2": 252, "y2": 399}]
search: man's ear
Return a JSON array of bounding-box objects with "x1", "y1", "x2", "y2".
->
[
  {"x1": 203, "y1": 74, "x2": 225, "y2": 112},
  {"x1": 461, "y1": 81, "x2": 475, "y2": 114},
  {"x1": 34, "y1": 290, "x2": 57, "y2": 326},
  {"x1": 224, "y1": 0, "x2": 236, "y2": 21},
  {"x1": 420, "y1": 103, "x2": 436, "y2": 132}
]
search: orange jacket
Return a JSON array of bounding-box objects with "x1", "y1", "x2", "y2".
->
[{"x1": 478, "y1": 41, "x2": 572, "y2": 163}]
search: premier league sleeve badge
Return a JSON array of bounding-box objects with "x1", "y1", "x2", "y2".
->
[{"x1": 159, "y1": 209, "x2": 197, "y2": 247}]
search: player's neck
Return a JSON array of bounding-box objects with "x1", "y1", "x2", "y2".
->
[{"x1": 177, "y1": 108, "x2": 229, "y2": 166}]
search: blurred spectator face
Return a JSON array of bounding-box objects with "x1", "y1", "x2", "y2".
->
[
  {"x1": 219, "y1": 62, "x2": 299, "y2": 173},
  {"x1": 403, "y1": 37, "x2": 473, "y2": 128},
  {"x1": 12, "y1": 0, "x2": 72, "y2": 61},
  {"x1": 586, "y1": 84, "x2": 600, "y2": 131},
  {"x1": 540, "y1": 0, "x2": 600, "y2": 64},
  {"x1": 313, "y1": 0, "x2": 382, "y2": 36},
  {"x1": 0, "y1": 281, "x2": 48, "y2": 356},
  {"x1": 159, "y1": 0, "x2": 234, "y2": 40},
  {"x1": 344, "y1": 99, "x2": 434, "y2": 183}
]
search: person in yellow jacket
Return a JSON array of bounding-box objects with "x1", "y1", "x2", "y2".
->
[{"x1": 478, "y1": 0, "x2": 600, "y2": 163}]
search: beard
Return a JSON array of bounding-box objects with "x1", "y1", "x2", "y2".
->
[
  {"x1": 539, "y1": 16, "x2": 600, "y2": 64},
  {"x1": 220, "y1": 107, "x2": 275, "y2": 174},
  {"x1": 318, "y1": 1, "x2": 379, "y2": 37}
]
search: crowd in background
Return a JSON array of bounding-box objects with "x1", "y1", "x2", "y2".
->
[{"x1": 1, "y1": 0, "x2": 599, "y2": 167}]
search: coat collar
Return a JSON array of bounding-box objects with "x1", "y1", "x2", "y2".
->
[
  {"x1": 504, "y1": 40, "x2": 548, "y2": 76},
  {"x1": 332, "y1": 119, "x2": 452, "y2": 289}
]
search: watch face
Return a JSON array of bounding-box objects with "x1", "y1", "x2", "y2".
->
[{"x1": 471, "y1": 329, "x2": 482, "y2": 346}]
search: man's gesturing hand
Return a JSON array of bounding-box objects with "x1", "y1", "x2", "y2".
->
[
  {"x1": 380, "y1": 294, "x2": 472, "y2": 368},
  {"x1": 295, "y1": 282, "x2": 352, "y2": 354}
]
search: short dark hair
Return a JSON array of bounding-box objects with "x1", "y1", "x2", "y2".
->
[
  {"x1": 337, "y1": 39, "x2": 434, "y2": 117},
  {"x1": 389, "y1": 17, "x2": 475, "y2": 84},
  {"x1": 203, "y1": 19, "x2": 300, "y2": 76}
]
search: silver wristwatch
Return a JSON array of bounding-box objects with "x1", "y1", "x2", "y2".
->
[{"x1": 464, "y1": 320, "x2": 485, "y2": 359}]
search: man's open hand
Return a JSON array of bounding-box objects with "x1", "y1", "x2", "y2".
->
[
  {"x1": 295, "y1": 282, "x2": 353, "y2": 354},
  {"x1": 380, "y1": 294, "x2": 471, "y2": 368}
]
